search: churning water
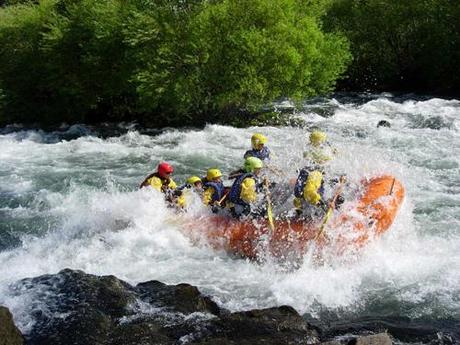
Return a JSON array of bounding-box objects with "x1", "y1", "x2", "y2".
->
[{"x1": 0, "y1": 94, "x2": 459, "y2": 339}]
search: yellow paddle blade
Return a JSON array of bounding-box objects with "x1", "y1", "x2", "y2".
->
[
  {"x1": 263, "y1": 177, "x2": 275, "y2": 232},
  {"x1": 267, "y1": 202, "x2": 275, "y2": 231}
]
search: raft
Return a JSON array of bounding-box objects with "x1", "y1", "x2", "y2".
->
[{"x1": 183, "y1": 175, "x2": 405, "y2": 260}]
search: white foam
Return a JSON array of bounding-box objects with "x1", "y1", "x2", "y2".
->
[{"x1": 0, "y1": 96, "x2": 459, "y2": 331}]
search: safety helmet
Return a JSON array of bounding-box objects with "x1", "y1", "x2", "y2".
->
[
  {"x1": 186, "y1": 176, "x2": 201, "y2": 185},
  {"x1": 244, "y1": 157, "x2": 263, "y2": 173},
  {"x1": 157, "y1": 162, "x2": 174, "y2": 178},
  {"x1": 309, "y1": 130, "x2": 327, "y2": 146},
  {"x1": 206, "y1": 168, "x2": 222, "y2": 180},
  {"x1": 251, "y1": 133, "x2": 267, "y2": 149}
]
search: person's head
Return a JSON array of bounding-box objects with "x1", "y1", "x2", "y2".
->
[
  {"x1": 206, "y1": 168, "x2": 223, "y2": 182},
  {"x1": 244, "y1": 157, "x2": 263, "y2": 176},
  {"x1": 251, "y1": 133, "x2": 267, "y2": 151},
  {"x1": 157, "y1": 162, "x2": 174, "y2": 179},
  {"x1": 309, "y1": 130, "x2": 327, "y2": 147},
  {"x1": 187, "y1": 176, "x2": 202, "y2": 189}
]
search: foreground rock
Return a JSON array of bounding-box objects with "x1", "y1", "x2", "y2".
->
[
  {"x1": 4, "y1": 269, "x2": 399, "y2": 344},
  {"x1": 9, "y1": 269, "x2": 320, "y2": 344},
  {"x1": 0, "y1": 306, "x2": 23, "y2": 345}
]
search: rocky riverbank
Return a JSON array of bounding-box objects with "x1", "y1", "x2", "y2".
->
[{"x1": 0, "y1": 269, "x2": 397, "y2": 345}]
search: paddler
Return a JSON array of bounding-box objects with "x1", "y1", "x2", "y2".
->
[
  {"x1": 175, "y1": 176, "x2": 204, "y2": 208},
  {"x1": 244, "y1": 133, "x2": 270, "y2": 161},
  {"x1": 294, "y1": 130, "x2": 343, "y2": 219},
  {"x1": 303, "y1": 130, "x2": 337, "y2": 165},
  {"x1": 202, "y1": 168, "x2": 226, "y2": 212},
  {"x1": 139, "y1": 162, "x2": 185, "y2": 207},
  {"x1": 227, "y1": 157, "x2": 265, "y2": 218},
  {"x1": 293, "y1": 164, "x2": 328, "y2": 219},
  {"x1": 228, "y1": 133, "x2": 270, "y2": 179}
]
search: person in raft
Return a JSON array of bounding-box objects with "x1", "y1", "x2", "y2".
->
[
  {"x1": 201, "y1": 168, "x2": 226, "y2": 212},
  {"x1": 244, "y1": 133, "x2": 270, "y2": 161},
  {"x1": 293, "y1": 163, "x2": 328, "y2": 220},
  {"x1": 294, "y1": 130, "x2": 343, "y2": 219},
  {"x1": 176, "y1": 175, "x2": 204, "y2": 207},
  {"x1": 227, "y1": 157, "x2": 265, "y2": 218},
  {"x1": 139, "y1": 162, "x2": 184, "y2": 207},
  {"x1": 228, "y1": 133, "x2": 270, "y2": 180},
  {"x1": 303, "y1": 130, "x2": 336, "y2": 165},
  {"x1": 179, "y1": 176, "x2": 203, "y2": 193}
]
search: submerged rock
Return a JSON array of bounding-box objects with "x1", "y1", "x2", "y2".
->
[
  {"x1": 0, "y1": 306, "x2": 24, "y2": 345},
  {"x1": 321, "y1": 333, "x2": 392, "y2": 345}
]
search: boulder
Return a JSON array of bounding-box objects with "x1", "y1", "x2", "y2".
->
[
  {"x1": 9, "y1": 269, "x2": 319, "y2": 345},
  {"x1": 0, "y1": 306, "x2": 23, "y2": 345}
]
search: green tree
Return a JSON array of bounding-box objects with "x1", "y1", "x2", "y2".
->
[
  {"x1": 0, "y1": 0, "x2": 135, "y2": 125},
  {"x1": 127, "y1": 0, "x2": 350, "y2": 122},
  {"x1": 324, "y1": 0, "x2": 460, "y2": 94},
  {"x1": 0, "y1": 0, "x2": 351, "y2": 126}
]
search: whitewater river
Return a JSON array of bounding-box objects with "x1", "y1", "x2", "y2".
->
[{"x1": 0, "y1": 94, "x2": 459, "y2": 339}]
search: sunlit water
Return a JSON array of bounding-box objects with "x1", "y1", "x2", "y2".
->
[{"x1": 0, "y1": 94, "x2": 459, "y2": 338}]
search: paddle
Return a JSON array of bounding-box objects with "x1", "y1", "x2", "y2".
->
[
  {"x1": 389, "y1": 177, "x2": 396, "y2": 195},
  {"x1": 314, "y1": 176, "x2": 346, "y2": 241},
  {"x1": 215, "y1": 189, "x2": 230, "y2": 207},
  {"x1": 263, "y1": 177, "x2": 275, "y2": 233}
]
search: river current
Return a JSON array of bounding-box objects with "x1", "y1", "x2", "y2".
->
[{"x1": 0, "y1": 94, "x2": 459, "y2": 340}]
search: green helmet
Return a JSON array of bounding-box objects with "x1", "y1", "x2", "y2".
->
[{"x1": 244, "y1": 157, "x2": 263, "y2": 173}]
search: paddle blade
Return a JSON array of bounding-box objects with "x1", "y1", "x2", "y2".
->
[{"x1": 267, "y1": 203, "x2": 275, "y2": 231}]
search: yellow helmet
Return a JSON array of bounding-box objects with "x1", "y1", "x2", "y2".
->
[
  {"x1": 251, "y1": 133, "x2": 267, "y2": 149},
  {"x1": 187, "y1": 176, "x2": 201, "y2": 185},
  {"x1": 206, "y1": 168, "x2": 222, "y2": 180},
  {"x1": 309, "y1": 130, "x2": 327, "y2": 146}
]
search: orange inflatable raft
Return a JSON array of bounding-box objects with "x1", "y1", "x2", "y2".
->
[{"x1": 182, "y1": 175, "x2": 405, "y2": 260}]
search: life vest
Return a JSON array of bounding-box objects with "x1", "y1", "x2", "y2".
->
[
  {"x1": 203, "y1": 181, "x2": 225, "y2": 203},
  {"x1": 244, "y1": 146, "x2": 270, "y2": 160},
  {"x1": 228, "y1": 173, "x2": 254, "y2": 206},
  {"x1": 151, "y1": 173, "x2": 175, "y2": 189},
  {"x1": 294, "y1": 167, "x2": 325, "y2": 200}
]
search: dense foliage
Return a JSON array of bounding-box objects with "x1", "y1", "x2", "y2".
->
[
  {"x1": 0, "y1": 0, "x2": 350, "y2": 126},
  {"x1": 2, "y1": 0, "x2": 458, "y2": 127},
  {"x1": 324, "y1": 0, "x2": 460, "y2": 94}
]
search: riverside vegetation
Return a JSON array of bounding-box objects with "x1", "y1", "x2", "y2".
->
[{"x1": 0, "y1": 0, "x2": 459, "y2": 127}]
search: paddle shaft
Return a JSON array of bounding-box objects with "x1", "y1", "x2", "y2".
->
[
  {"x1": 389, "y1": 178, "x2": 396, "y2": 195},
  {"x1": 263, "y1": 178, "x2": 275, "y2": 232},
  {"x1": 314, "y1": 179, "x2": 345, "y2": 240},
  {"x1": 215, "y1": 189, "x2": 230, "y2": 206}
]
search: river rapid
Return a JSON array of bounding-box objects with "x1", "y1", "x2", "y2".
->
[{"x1": 0, "y1": 94, "x2": 459, "y2": 341}]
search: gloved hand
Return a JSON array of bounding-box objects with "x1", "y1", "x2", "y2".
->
[
  {"x1": 173, "y1": 189, "x2": 183, "y2": 197},
  {"x1": 335, "y1": 195, "x2": 345, "y2": 209}
]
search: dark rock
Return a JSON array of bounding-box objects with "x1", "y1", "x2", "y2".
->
[
  {"x1": 355, "y1": 333, "x2": 392, "y2": 345},
  {"x1": 0, "y1": 306, "x2": 24, "y2": 345},
  {"x1": 136, "y1": 281, "x2": 221, "y2": 316},
  {"x1": 377, "y1": 120, "x2": 391, "y2": 128},
  {"x1": 195, "y1": 306, "x2": 320, "y2": 345},
  {"x1": 7, "y1": 269, "x2": 320, "y2": 345},
  {"x1": 321, "y1": 333, "x2": 392, "y2": 345},
  {"x1": 322, "y1": 316, "x2": 459, "y2": 345}
]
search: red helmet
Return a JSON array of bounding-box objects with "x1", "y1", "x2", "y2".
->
[{"x1": 157, "y1": 162, "x2": 174, "y2": 178}]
